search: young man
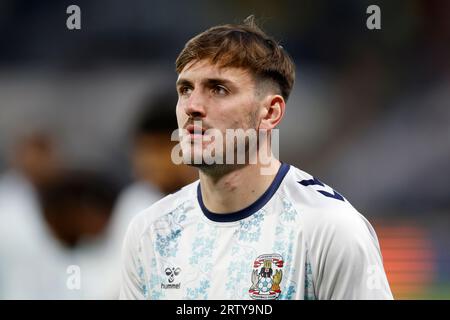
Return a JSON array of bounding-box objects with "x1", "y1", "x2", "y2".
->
[{"x1": 119, "y1": 17, "x2": 393, "y2": 300}]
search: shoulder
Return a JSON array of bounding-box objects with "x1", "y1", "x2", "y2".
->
[
  {"x1": 123, "y1": 180, "x2": 199, "y2": 244},
  {"x1": 282, "y1": 165, "x2": 354, "y2": 212},
  {"x1": 281, "y1": 164, "x2": 378, "y2": 244}
]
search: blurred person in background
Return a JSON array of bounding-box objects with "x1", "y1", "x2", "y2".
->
[
  {"x1": 0, "y1": 130, "x2": 121, "y2": 299},
  {"x1": 105, "y1": 90, "x2": 197, "y2": 297},
  {"x1": 37, "y1": 170, "x2": 121, "y2": 299},
  {"x1": 0, "y1": 130, "x2": 64, "y2": 298},
  {"x1": 110, "y1": 90, "x2": 197, "y2": 227},
  {"x1": 0, "y1": 130, "x2": 62, "y2": 254},
  {"x1": 109, "y1": 90, "x2": 197, "y2": 224},
  {"x1": 0, "y1": 130, "x2": 61, "y2": 221}
]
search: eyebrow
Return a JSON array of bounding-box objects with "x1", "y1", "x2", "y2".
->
[
  {"x1": 176, "y1": 78, "x2": 192, "y2": 88},
  {"x1": 176, "y1": 77, "x2": 236, "y2": 89}
]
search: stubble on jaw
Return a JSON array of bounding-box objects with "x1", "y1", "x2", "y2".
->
[{"x1": 187, "y1": 102, "x2": 263, "y2": 178}]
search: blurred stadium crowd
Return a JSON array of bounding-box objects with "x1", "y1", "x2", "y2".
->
[{"x1": 0, "y1": 0, "x2": 449, "y2": 299}]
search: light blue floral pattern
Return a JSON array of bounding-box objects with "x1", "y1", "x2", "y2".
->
[
  {"x1": 186, "y1": 280, "x2": 210, "y2": 300},
  {"x1": 225, "y1": 256, "x2": 253, "y2": 299},
  {"x1": 189, "y1": 224, "x2": 217, "y2": 271},
  {"x1": 225, "y1": 218, "x2": 261, "y2": 299},
  {"x1": 184, "y1": 222, "x2": 218, "y2": 299},
  {"x1": 235, "y1": 210, "x2": 266, "y2": 243},
  {"x1": 148, "y1": 201, "x2": 191, "y2": 299},
  {"x1": 304, "y1": 258, "x2": 316, "y2": 300},
  {"x1": 280, "y1": 197, "x2": 298, "y2": 222},
  {"x1": 148, "y1": 258, "x2": 165, "y2": 299},
  {"x1": 153, "y1": 202, "x2": 188, "y2": 257},
  {"x1": 155, "y1": 230, "x2": 181, "y2": 257},
  {"x1": 280, "y1": 285, "x2": 296, "y2": 300},
  {"x1": 136, "y1": 244, "x2": 150, "y2": 298},
  {"x1": 272, "y1": 196, "x2": 300, "y2": 300}
]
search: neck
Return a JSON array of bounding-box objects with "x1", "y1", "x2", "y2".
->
[{"x1": 198, "y1": 157, "x2": 281, "y2": 214}]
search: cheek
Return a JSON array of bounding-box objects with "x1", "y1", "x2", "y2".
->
[
  {"x1": 226, "y1": 99, "x2": 259, "y2": 129},
  {"x1": 175, "y1": 104, "x2": 185, "y2": 126}
]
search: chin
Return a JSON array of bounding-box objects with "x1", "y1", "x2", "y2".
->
[{"x1": 188, "y1": 163, "x2": 247, "y2": 177}]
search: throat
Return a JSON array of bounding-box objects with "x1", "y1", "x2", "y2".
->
[{"x1": 199, "y1": 161, "x2": 281, "y2": 214}]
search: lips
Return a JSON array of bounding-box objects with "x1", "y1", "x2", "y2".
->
[{"x1": 185, "y1": 124, "x2": 205, "y2": 135}]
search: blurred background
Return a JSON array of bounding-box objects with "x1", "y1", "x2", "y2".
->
[{"x1": 0, "y1": 0, "x2": 448, "y2": 299}]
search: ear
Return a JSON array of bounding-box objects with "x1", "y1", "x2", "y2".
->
[{"x1": 258, "y1": 94, "x2": 285, "y2": 130}]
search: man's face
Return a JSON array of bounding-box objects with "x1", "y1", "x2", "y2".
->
[{"x1": 176, "y1": 59, "x2": 262, "y2": 171}]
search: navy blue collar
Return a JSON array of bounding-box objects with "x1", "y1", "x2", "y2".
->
[{"x1": 197, "y1": 163, "x2": 290, "y2": 223}]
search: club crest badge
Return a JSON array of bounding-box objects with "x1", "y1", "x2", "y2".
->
[{"x1": 249, "y1": 253, "x2": 284, "y2": 300}]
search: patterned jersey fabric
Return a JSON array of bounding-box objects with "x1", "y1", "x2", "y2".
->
[{"x1": 119, "y1": 163, "x2": 393, "y2": 300}]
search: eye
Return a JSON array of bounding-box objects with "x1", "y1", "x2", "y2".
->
[
  {"x1": 212, "y1": 85, "x2": 229, "y2": 96},
  {"x1": 165, "y1": 268, "x2": 172, "y2": 276},
  {"x1": 178, "y1": 86, "x2": 192, "y2": 96}
]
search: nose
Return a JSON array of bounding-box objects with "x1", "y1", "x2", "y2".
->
[{"x1": 184, "y1": 89, "x2": 206, "y2": 119}]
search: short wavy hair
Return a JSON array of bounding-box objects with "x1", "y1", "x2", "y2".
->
[{"x1": 175, "y1": 16, "x2": 296, "y2": 101}]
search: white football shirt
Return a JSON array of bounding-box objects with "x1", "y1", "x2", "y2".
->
[{"x1": 119, "y1": 163, "x2": 393, "y2": 300}]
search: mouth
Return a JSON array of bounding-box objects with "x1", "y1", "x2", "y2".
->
[{"x1": 185, "y1": 124, "x2": 206, "y2": 136}]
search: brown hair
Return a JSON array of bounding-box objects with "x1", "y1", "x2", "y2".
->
[{"x1": 175, "y1": 16, "x2": 295, "y2": 100}]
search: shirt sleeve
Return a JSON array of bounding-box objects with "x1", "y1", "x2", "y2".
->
[
  {"x1": 119, "y1": 218, "x2": 147, "y2": 300},
  {"x1": 307, "y1": 208, "x2": 393, "y2": 300}
]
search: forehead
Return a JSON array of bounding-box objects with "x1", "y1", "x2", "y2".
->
[{"x1": 177, "y1": 59, "x2": 254, "y2": 84}]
